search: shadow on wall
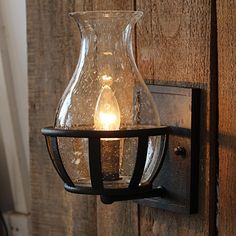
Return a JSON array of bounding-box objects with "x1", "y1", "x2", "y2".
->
[{"x1": 0, "y1": 125, "x2": 13, "y2": 212}]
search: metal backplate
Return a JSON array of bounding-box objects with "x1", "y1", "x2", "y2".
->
[{"x1": 136, "y1": 85, "x2": 200, "y2": 214}]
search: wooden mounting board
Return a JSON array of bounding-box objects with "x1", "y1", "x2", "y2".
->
[{"x1": 136, "y1": 85, "x2": 201, "y2": 214}]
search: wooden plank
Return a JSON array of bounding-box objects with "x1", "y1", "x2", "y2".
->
[
  {"x1": 27, "y1": 1, "x2": 97, "y2": 235},
  {"x1": 91, "y1": 2, "x2": 139, "y2": 236},
  {"x1": 135, "y1": 0, "x2": 154, "y2": 83},
  {"x1": 136, "y1": 0, "x2": 213, "y2": 235},
  {"x1": 93, "y1": 0, "x2": 133, "y2": 10},
  {"x1": 97, "y1": 201, "x2": 139, "y2": 236},
  {"x1": 217, "y1": 0, "x2": 236, "y2": 235}
]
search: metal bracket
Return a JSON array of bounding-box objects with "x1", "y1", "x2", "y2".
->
[{"x1": 136, "y1": 85, "x2": 201, "y2": 214}]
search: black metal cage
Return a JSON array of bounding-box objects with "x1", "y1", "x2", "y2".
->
[{"x1": 41, "y1": 126, "x2": 169, "y2": 203}]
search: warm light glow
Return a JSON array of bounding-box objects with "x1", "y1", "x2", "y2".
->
[
  {"x1": 99, "y1": 112, "x2": 118, "y2": 130},
  {"x1": 101, "y1": 75, "x2": 112, "y2": 81},
  {"x1": 94, "y1": 83, "x2": 121, "y2": 181},
  {"x1": 94, "y1": 84, "x2": 120, "y2": 130},
  {"x1": 103, "y1": 51, "x2": 113, "y2": 56}
]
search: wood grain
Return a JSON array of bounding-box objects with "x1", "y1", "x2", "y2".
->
[
  {"x1": 27, "y1": 1, "x2": 97, "y2": 235},
  {"x1": 97, "y1": 201, "x2": 139, "y2": 236},
  {"x1": 136, "y1": 0, "x2": 213, "y2": 235},
  {"x1": 217, "y1": 0, "x2": 236, "y2": 235},
  {"x1": 93, "y1": 0, "x2": 133, "y2": 10},
  {"x1": 28, "y1": 0, "x2": 236, "y2": 235}
]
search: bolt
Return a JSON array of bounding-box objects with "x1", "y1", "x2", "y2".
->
[{"x1": 174, "y1": 146, "x2": 186, "y2": 156}]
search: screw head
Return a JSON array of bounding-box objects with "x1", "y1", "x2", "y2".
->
[{"x1": 174, "y1": 146, "x2": 186, "y2": 156}]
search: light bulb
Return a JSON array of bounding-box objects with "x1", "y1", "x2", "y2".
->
[
  {"x1": 94, "y1": 84, "x2": 120, "y2": 130},
  {"x1": 94, "y1": 83, "x2": 121, "y2": 181}
]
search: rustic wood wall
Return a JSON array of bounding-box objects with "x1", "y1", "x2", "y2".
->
[
  {"x1": 217, "y1": 0, "x2": 236, "y2": 235},
  {"x1": 27, "y1": 0, "x2": 235, "y2": 235}
]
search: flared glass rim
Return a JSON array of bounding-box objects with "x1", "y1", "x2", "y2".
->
[{"x1": 69, "y1": 10, "x2": 143, "y2": 19}]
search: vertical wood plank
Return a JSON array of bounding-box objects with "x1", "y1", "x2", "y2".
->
[
  {"x1": 97, "y1": 201, "x2": 139, "y2": 236},
  {"x1": 136, "y1": 0, "x2": 154, "y2": 83},
  {"x1": 92, "y1": 2, "x2": 139, "y2": 236},
  {"x1": 93, "y1": 0, "x2": 134, "y2": 10},
  {"x1": 27, "y1": 1, "x2": 97, "y2": 235},
  {"x1": 136, "y1": 0, "x2": 213, "y2": 235},
  {"x1": 217, "y1": 0, "x2": 236, "y2": 235}
]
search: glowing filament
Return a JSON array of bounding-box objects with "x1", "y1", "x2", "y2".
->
[
  {"x1": 101, "y1": 75, "x2": 112, "y2": 81},
  {"x1": 94, "y1": 84, "x2": 120, "y2": 130}
]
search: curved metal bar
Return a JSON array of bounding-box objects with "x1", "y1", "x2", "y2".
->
[
  {"x1": 88, "y1": 137, "x2": 104, "y2": 191},
  {"x1": 49, "y1": 137, "x2": 75, "y2": 187},
  {"x1": 45, "y1": 137, "x2": 64, "y2": 181},
  {"x1": 128, "y1": 136, "x2": 149, "y2": 189},
  {"x1": 150, "y1": 134, "x2": 169, "y2": 183},
  {"x1": 41, "y1": 126, "x2": 170, "y2": 138},
  {"x1": 64, "y1": 182, "x2": 152, "y2": 195}
]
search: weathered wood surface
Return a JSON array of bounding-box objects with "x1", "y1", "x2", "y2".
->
[
  {"x1": 28, "y1": 1, "x2": 97, "y2": 236},
  {"x1": 28, "y1": 0, "x2": 236, "y2": 235},
  {"x1": 97, "y1": 201, "x2": 139, "y2": 236},
  {"x1": 217, "y1": 0, "x2": 236, "y2": 235},
  {"x1": 136, "y1": 0, "x2": 213, "y2": 235}
]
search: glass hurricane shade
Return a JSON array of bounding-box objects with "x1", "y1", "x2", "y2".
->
[{"x1": 54, "y1": 11, "x2": 161, "y2": 189}]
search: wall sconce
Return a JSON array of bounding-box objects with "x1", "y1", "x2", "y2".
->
[{"x1": 41, "y1": 11, "x2": 200, "y2": 214}]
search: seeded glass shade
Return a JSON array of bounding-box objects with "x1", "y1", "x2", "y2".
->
[{"x1": 54, "y1": 11, "x2": 161, "y2": 189}]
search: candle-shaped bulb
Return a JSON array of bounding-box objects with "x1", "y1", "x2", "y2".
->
[
  {"x1": 94, "y1": 84, "x2": 120, "y2": 130},
  {"x1": 94, "y1": 83, "x2": 121, "y2": 181}
]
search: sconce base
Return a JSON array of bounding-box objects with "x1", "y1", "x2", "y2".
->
[{"x1": 135, "y1": 84, "x2": 201, "y2": 214}]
